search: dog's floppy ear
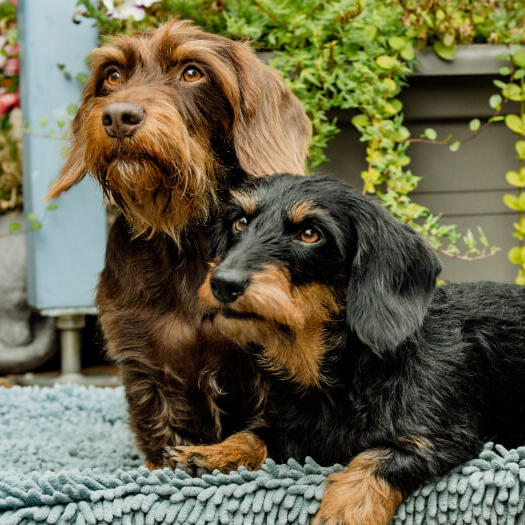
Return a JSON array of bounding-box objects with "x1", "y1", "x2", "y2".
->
[
  {"x1": 229, "y1": 44, "x2": 312, "y2": 176},
  {"x1": 45, "y1": 75, "x2": 96, "y2": 200},
  {"x1": 45, "y1": 134, "x2": 87, "y2": 199},
  {"x1": 345, "y1": 195, "x2": 442, "y2": 355}
]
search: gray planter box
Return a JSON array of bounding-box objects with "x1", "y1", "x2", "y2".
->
[{"x1": 320, "y1": 45, "x2": 519, "y2": 283}]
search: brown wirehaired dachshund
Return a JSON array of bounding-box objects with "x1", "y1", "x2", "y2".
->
[{"x1": 46, "y1": 21, "x2": 311, "y2": 468}]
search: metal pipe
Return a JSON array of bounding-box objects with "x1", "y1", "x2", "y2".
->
[{"x1": 56, "y1": 314, "x2": 85, "y2": 379}]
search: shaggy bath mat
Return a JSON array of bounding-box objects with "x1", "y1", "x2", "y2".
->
[{"x1": 0, "y1": 385, "x2": 524, "y2": 524}]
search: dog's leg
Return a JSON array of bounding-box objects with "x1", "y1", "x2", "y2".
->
[
  {"x1": 120, "y1": 363, "x2": 212, "y2": 468},
  {"x1": 313, "y1": 449, "x2": 403, "y2": 525},
  {"x1": 164, "y1": 431, "x2": 267, "y2": 473}
]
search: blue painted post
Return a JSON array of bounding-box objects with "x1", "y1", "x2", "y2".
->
[{"x1": 18, "y1": 1, "x2": 107, "y2": 313}]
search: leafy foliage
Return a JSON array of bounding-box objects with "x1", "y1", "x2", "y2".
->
[
  {"x1": 496, "y1": 48, "x2": 525, "y2": 283},
  {"x1": 53, "y1": 1, "x2": 524, "y2": 269}
]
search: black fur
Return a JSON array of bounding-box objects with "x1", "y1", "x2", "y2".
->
[{"x1": 206, "y1": 173, "x2": 525, "y2": 498}]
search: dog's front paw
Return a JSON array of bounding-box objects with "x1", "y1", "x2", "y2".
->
[
  {"x1": 163, "y1": 444, "x2": 212, "y2": 469},
  {"x1": 312, "y1": 472, "x2": 365, "y2": 525},
  {"x1": 163, "y1": 431, "x2": 267, "y2": 474},
  {"x1": 145, "y1": 460, "x2": 164, "y2": 471},
  {"x1": 313, "y1": 452, "x2": 403, "y2": 525}
]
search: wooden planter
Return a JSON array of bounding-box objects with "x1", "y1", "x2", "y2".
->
[{"x1": 322, "y1": 45, "x2": 519, "y2": 283}]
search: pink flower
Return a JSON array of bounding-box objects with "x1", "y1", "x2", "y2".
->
[
  {"x1": 0, "y1": 92, "x2": 19, "y2": 114},
  {"x1": 3, "y1": 57, "x2": 18, "y2": 76},
  {"x1": 5, "y1": 43, "x2": 18, "y2": 56}
]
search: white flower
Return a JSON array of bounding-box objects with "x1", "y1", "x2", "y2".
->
[{"x1": 102, "y1": 0, "x2": 158, "y2": 21}]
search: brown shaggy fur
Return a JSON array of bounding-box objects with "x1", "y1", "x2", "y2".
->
[{"x1": 46, "y1": 20, "x2": 311, "y2": 466}]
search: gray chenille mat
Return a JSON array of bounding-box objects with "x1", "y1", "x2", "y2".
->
[{"x1": 0, "y1": 385, "x2": 524, "y2": 524}]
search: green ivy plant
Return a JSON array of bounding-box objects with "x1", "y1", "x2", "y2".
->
[
  {"x1": 74, "y1": 0, "x2": 525, "y2": 274},
  {"x1": 498, "y1": 48, "x2": 525, "y2": 284}
]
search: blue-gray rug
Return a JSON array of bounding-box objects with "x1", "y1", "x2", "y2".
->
[{"x1": 0, "y1": 385, "x2": 524, "y2": 524}]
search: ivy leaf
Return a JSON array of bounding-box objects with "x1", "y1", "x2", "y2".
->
[
  {"x1": 76, "y1": 73, "x2": 89, "y2": 85},
  {"x1": 516, "y1": 140, "x2": 525, "y2": 159},
  {"x1": 502, "y1": 83, "x2": 524, "y2": 101},
  {"x1": 26, "y1": 213, "x2": 39, "y2": 223},
  {"x1": 433, "y1": 41, "x2": 456, "y2": 61},
  {"x1": 392, "y1": 126, "x2": 410, "y2": 142},
  {"x1": 67, "y1": 103, "x2": 78, "y2": 116},
  {"x1": 388, "y1": 36, "x2": 406, "y2": 50},
  {"x1": 424, "y1": 128, "x2": 437, "y2": 140},
  {"x1": 351, "y1": 114, "x2": 370, "y2": 127},
  {"x1": 361, "y1": 168, "x2": 380, "y2": 193},
  {"x1": 381, "y1": 78, "x2": 397, "y2": 95},
  {"x1": 46, "y1": 203, "x2": 58, "y2": 211},
  {"x1": 9, "y1": 222, "x2": 21, "y2": 232},
  {"x1": 513, "y1": 50, "x2": 525, "y2": 69},
  {"x1": 400, "y1": 43, "x2": 415, "y2": 61},
  {"x1": 498, "y1": 66, "x2": 511, "y2": 76},
  {"x1": 503, "y1": 193, "x2": 525, "y2": 211},
  {"x1": 489, "y1": 94, "x2": 502, "y2": 109},
  {"x1": 376, "y1": 55, "x2": 399, "y2": 70},
  {"x1": 31, "y1": 222, "x2": 42, "y2": 230},
  {"x1": 449, "y1": 140, "x2": 461, "y2": 152},
  {"x1": 469, "y1": 119, "x2": 481, "y2": 132},
  {"x1": 384, "y1": 99, "x2": 402, "y2": 116},
  {"x1": 505, "y1": 114, "x2": 525, "y2": 135},
  {"x1": 508, "y1": 246, "x2": 525, "y2": 264},
  {"x1": 505, "y1": 170, "x2": 525, "y2": 187}
]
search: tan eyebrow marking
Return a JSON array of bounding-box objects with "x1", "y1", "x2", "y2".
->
[
  {"x1": 88, "y1": 46, "x2": 128, "y2": 71},
  {"x1": 230, "y1": 190, "x2": 257, "y2": 215},
  {"x1": 289, "y1": 200, "x2": 319, "y2": 224}
]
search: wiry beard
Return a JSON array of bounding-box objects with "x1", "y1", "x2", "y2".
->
[{"x1": 100, "y1": 154, "x2": 219, "y2": 242}]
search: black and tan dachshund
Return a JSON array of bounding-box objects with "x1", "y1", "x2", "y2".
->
[{"x1": 167, "y1": 173, "x2": 525, "y2": 525}]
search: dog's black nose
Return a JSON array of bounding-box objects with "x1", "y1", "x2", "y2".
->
[
  {"x1": 102, "y1": 102, "x2": 144, "y2": 139},
  {"x1": 210, "y1": 269, "x2": 249, "y2": 304}
]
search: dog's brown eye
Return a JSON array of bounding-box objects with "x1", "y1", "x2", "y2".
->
[
  {"x1": 182, "y1": 67, "x2": 203, "y2": 82},
  {"x1": 234, "y1": 217, "x2": 248, "y2": 233},
  {"x1": 299, "y1": 228, "x2": 320, "y2": 244},
  {"x1": 106, "y1": 68, "x2": 121, "y2": 85}
]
